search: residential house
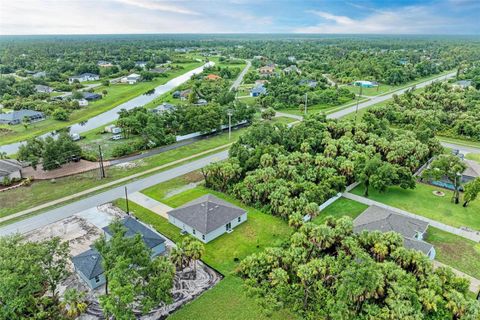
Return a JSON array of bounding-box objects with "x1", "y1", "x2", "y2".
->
[
  {"x1": 135, "y1": 61, "x2": 147, "y2": 69},
  {"x1": 32, "y1": 71, "x2": 46, "y2": 78},
  {"x1": 255, "y1": 79, "x2": 268, "y2": 86},
  {"x1": 104, "y1": 124, "x2": 122, "y2": 134},
  {"x1": 152, "y1": 102, "x2": 175, "y2": 114},
  {"x1": 173, "y1": 89, "x2": 192, "y2": 100},
  {"x1": 353, "y1": 80, "x2": 378, "y2": 88},
  {"x1": 421, "y1": 156, "x2": 480, "y2": 190},
  {"x1": 72, "y1": 216, "x2": 167, "y2": 289},
  {"x1": 250, "y1": 85, "x2": 266, "y2": 97},
  {"x1": 121, "y1": 73, "x2": 142, "y2": 84},
  {"x1": 0, "y1": 109, "x2": 45, "y2": 125},
  {"x1": 150, "y1": 67, "x2": 170, "y2": 74},
  {"x1": 205, "y1": 74, "x2": 221, "y2": 81},
  {"x1": 69, "y1": 73, "x2": 100, "y2": 84},
  {"x1": 283, "y1": 65, "x2": 301, "y2": 74},
  {"x1": 97, "y1": 60, "x2": 114, "y2": 67},
  {"x1": 0, "y1": 159, "x2": 23, "y2": 181},
  {"x1": 454, "y1": 80, "x2": 472, "y2": 89},
  {"x1": 82, "y1": 92, "x2": 102, "y2": 101},
  {"x1": 299, "y1": 79, "x2": 317, "y2": 88},
  {"x1": 353, "y1": 206, "x2": 435, "y2": 259},
  {"x1": 194, "y1": 99, "x2": 208, "y2": 106},
  {"x1": 287, "y1": 56, "x2": 296, "y2": 63},
  {"x1": 34, "y1": 84, "x2": 53, "y2": 93},
  {"x1": 168, "y1": 194, "x2": 247, "y2": 243},
  {"x1": 253, "y1": 55, "x2": 264, "y2": 60},
  {"x1": 258, "y1": 66, "x2": 275, "y2": 77}
]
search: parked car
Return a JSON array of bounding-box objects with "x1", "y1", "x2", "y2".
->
[
  {"x1": 111, "y1": 134, "x2": 123, "y2": 140},
  {"x1": 70, "y1": 133, "x2": 81, "y2": 141}
]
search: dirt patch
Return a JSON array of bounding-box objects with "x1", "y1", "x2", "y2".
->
[{"x1": 22, "y1": 160, "x2": 109, "y2": 180}]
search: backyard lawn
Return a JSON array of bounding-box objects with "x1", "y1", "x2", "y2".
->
[
  {"x1": 426, "y1": 227, "x2": 480, "y2": 279},
  {"x1": 313, "y1": 197, "x2": 368, "y2": 225},
  {"x1": 351, "y1": 183, "x2": 480, "y2": 230},
  {"x1": 117, "y1": 182, "x2": 296, "y2": 320}
]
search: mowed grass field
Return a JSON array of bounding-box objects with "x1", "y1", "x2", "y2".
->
[
  {"x1": 0, "y1": 61, "x2": 203, "y2": 146},
  {"x1": 351, "y1": 182, "x2": 480, "y2": 230},
  {"x1": 115, "y1": 180, "x2": 296, "y2": 320}
]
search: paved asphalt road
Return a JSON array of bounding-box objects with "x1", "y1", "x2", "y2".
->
[
  {"x1": 327, "y1": 72, "x2": 456, "y2": 119},
  {"x1": 440, "y1": 142, "x2": 480, "y2": 154},
  {"x1": 230, "y1": 60, "x2": 251, "y2": 91},
  {"x1": 0, "y1": 151, "x2": 228, "y2": 236},
  {"x1": 0, "y1": 71, "x2": 462, "y2": 235}
]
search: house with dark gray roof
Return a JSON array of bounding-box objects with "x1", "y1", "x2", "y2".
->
[
  {"x1": 34, "y1": 84, "x2": 53, "y2": 93},
  {"x1": 0, "y1": 159, "x2": 23, "y2": 181},
  {"x1": 168, "y1": 194, "x2": 247, "y2": 243},
  {"x1": 353, "y1": 206, "x2": 435, "y2": 259},
  {"x1": 0, "y1": 109, "x2": 45, "y2": 125},
  {"x1": 82, "y1": 92, "x2": 102, "y2": 101},
  {"x1": 72, "y1": 216, "x2": 167, "y2": 289}
]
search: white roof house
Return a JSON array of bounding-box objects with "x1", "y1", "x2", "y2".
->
[{"x1": 122, "y1": 73, "x2": 142, "y2": 84}]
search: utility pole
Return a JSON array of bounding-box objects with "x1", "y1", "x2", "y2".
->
[
  {"x1": 304, "y1": 93, "x2": 308, "y2": 115},
  {"x1": 98, "y1": 145, "x2": 105, "y2": 179},
  {"x1": 354, "y1": 85, "x2": 363, "y2": 123},
  {"x1": 227, "y1": 109, "x2": 233, "y2": 141},
  {"x1": 124, "y1": 186, "x2": 130, "y2": 215}
]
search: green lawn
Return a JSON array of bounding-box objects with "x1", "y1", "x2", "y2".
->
[
  {"x1": 345, "y1": 84, "x2": 393, "y2": 96},
  {"x1": 281, "y1": 97, "x2": 359, "y2": 117},
  {"x1": 465, "y1": 153, "x2": 480, "y2": 163},
  {"x1": 313, "y1": 197, "x2": 368, "y2": 225},
  {"x1": 437, "y1": 136, "x2": 480, "y2": 150},
  {"x1": 0, "y1": 62, "x2": 203, "y2": 147},
  {"x1": 426, "y1": 227, "x2": 480, "y2": 279},
  {"x1": 0, "y1": 125, "x2": 247, "y2": 218},
  {"x1": 118, "y1": 183, "x2": 295, "y2": 320},
  {"x1": 351, "y1": 183, "x2": 480, "y2": 230}
]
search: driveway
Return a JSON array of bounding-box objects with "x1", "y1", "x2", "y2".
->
[
  {"x1": 230, "y1": 60, "x2": 251, "y2": 91},
  {"x1": 129, "y1": 192, "x2": 172, "y2": 219}
]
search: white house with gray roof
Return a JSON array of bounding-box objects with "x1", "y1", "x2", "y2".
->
[
  {"x1": 72, "y1": 216, "x2": 167, "y2": 289},
  {"x1": 353, "y1": 205, "x2": 435, "y2": 259},
  {"x1": 0, "y1": 109, "x2": 45, "y2": 125},
  {"x1": 167, "y1": 194, "x2": 247, "y2": 243}
]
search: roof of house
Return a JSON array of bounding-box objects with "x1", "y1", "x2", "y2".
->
[
  {"x1": 354, "y1": 206, "x2": 429, "y2": 238},
  {"x1": 168, "y1": 194, "x2": 246, "y2": 234},
  {"x1": 83, "y1": 92, "x2": 102, "y2": 99},
  {"x1": 205, "y1": 74, "x2": 221, "y2": 80},
  {"x1": 0, "y1": 109, "x2": 44, "y2": 122},
  {"x1": 463, "y1": 159, "x2": 480, "y2": 178},
  {"x1": 127, "y1": 73, "x2": 141, "y2": 79},
  {"x1": 456, "y1": 80, "x2": 472, "y2": 87},
  {"x1": 34, "y1": 84, "x2": 52, "y2": 92},
  {"x1": 353, "y1": 206, "x2": 433, "y2": 255},
  {"x1": 102, "y1": 216, "x2": 166, "y2": 249},
  {"x1": 0, "y1": 159, "x2": 22, "y2": 177},
  {"x1": 71, "y1": 248, "x2": 104, "y2": 280},
  {"x1": 251, "y1": 85, "x2": 267, "y2": 94}
]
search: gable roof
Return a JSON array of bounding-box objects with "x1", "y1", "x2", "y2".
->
[
  {"x1": 354, "y1": 206, "x2": 429, "y2": 238},
  {"x1": 463, "y1": 159, "x2": 480, "y2": 178},
  {"x1": 102, "y1": 216, "x2": 166, "y2": 249},
  {"x1": 205, "y1": 74, "x2": 221, "y2": 80},
  {"x1": 168, "y1": 194, "x2": 246, "y2": 234},
  {"x1": 0, "y1": 109, "x2": 44, "y2": 122},
  {"x1": 71, "y1": 248, "x2": 103, "y2": 279},
  {"x1": 354, "y1": 206, "x2": 433, "y2": 255}
]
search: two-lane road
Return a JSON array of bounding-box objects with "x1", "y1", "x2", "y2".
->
[{"x1": 230, "y1": 60, "x2": 251, "y2": 91}]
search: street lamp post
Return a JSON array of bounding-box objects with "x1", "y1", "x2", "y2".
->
[
  {"x1": 354, "y1": 85, "x2": 363, "y2": 123},
  {"x1": 124, "y1": 186, "x2": 130, "y2": 215},
  {"x1": 227, "y1": 109, "x2": 233, "y2": 141},
  {"x1": 304, "y1": 93, "x2": 308, "y2": 115}
]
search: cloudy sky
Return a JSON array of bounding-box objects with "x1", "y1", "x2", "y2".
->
[{"x1": 1, "y1": 0, "x2": 479, "y2": 35}]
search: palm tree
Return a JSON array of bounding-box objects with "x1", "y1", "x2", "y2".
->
[
  {"x1": 169, "y1": 246, "x2": 186, "y2": 271},
  {"x1": 186, "y1": 240, "x2": 205, "y2": 276},
  {"x1": 61, "y1": 288, "x2": 88, "y2": 319}
]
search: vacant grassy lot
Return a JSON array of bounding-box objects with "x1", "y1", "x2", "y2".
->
[
  {"x1": 465, "y1": 153, "x2": 480, "y2": 163},
  {"x1": 437, "y1": 136, "x2": 480, "y2": 150},
  {"x1": 313, "y1": 197, "x2": 368, "y2": 225},
  {"x1": 282, "y1": 97, "x2": 357, "y2": 117},
  {"x1": 426, "y1": 227, "x2": 480, "y2": 279},
  {"x1": 345, "y1": 84, "x2": 392, "y2": 96},
  {"x1": 118, "y1": 183, "x2": 295, "y2": 320},
  {"x1": 0, "y1": 62, "x2": 202, "y2": 146},
  {"x1": 351, "y1": 183, "x2": 480, "y2": 230}
]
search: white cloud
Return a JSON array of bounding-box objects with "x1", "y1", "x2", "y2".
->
[
  {"x1": 112, "y1": 0, "x2": 199, "y2": 15},
  {"x1": 296, "y1": 6, "x2": 456, "y2": 34}
]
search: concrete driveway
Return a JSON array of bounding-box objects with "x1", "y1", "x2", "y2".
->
[{"x1": 129, "y1": 192, "x2": 172, "y2": 219}]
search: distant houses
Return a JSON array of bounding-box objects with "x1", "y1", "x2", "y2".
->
[
  {"x1": 299, "y1": 79, "x2": 317, "y2": 88},
  {"x1": 283, "y1": 65, "x2": 301, "y2": 74},
  {"x1": 34, "y1": 84, "x2": 53, "y2": 93},
  {"x1": 152, "y1": 102, "x2": 175, "y2": 114},
  {"x1": 97, "y1": 60, "x2": 114, "y2": 67},
  {"x1": 205, "y1": 74, "x2": 221, "y2": 81},
  {"x1": 168, "y1": 194, "x2": 247, "y2": 243},
  {"x1": 135, "y1": 61, "x2": 147, "y2": 69},
  {"x1": 32, "y1": 71, "x2": 46, "y2": 79},
  {"x1": 194, "y1": 98, "x2": 208, "y2": 106},
  {"x1": 454, "y1": 80, "x2": 472, "y2": 89},
  {"x1": 353, "y1": 205, "x2": 435, "y2": 260},
  {"x1": 72, "y1": 216, "x2": 167, "y2": 289},
  {"x1": 69, "y1": 73, "x2": 100, "y2": 84},
  {"x1": 76, "y1": 98, "x2": 89, "y2": 107},
  {"x1": 250, "y1": 84, "x2": 267, "y2": 97},
  {"x1": 258, "y1": 66, "x2": 275, "y2": 77},
  {"x1": 0, "y1": 109, "x2": 45, "y2": 125},
  {"x1": 173, "y1": 89, "x2": 192, "y2": 100},
  {"x1": 121, "y1": 73, "x2": 142, "y2": 84}
]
